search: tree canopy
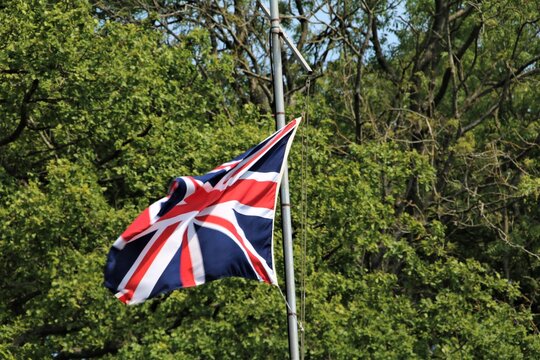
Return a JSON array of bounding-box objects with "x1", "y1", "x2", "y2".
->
[{"x1": 1, "y1": 0, "x2": 540, "y2": 358}]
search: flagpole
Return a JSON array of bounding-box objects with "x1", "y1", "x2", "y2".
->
[{"x1": 269, "y1": 1, "x2": 300, "y2": 359}]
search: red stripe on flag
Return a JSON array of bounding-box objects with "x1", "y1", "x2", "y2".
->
[
  {"x1": 117, "y1": 291, "x2": 131, "y2": 304},
  {"x1": 157, "y1": 179, "x2": 276, "y2": 223},
  {"x1": 180, "y1": 230, "x2": 196, "y2": 287},
  {"x1": 219, "y1": 179, "x2": 277, "y2": 209},
  {"x1": 121, "y1": 223, "x2": 179, "y2": 303},
  {"x1": 158, "y1": 178, "x2": 208, "y2": 221},
  {"x1": 158, "y1": 193, "x2": 211, "y2": 222},
  {"x1": 196, "y1": 214, "x2": 272, "y2": 284},
  {"x1": 121, "y1": 207, "x2": 151, "y2": 241}
]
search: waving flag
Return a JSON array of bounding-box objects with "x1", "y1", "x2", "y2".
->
[{"x1": 104, "y1": 118, "x2": 301, "y2": 304}]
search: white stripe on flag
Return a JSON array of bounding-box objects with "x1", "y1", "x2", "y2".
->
[
  {"x1": 149, "y1": 196, "x2": 169, "y2": 224},
  {"x1": 187, "y1": 223, "x2": 206, "y2": 285},
  {"x1": 117, "y1": 226, "x2": 166, "y2": 292},
  {"x1": 238, "y1": 171, "x2": 280, "y2": 182},
  {"x1": 113, "y1": 235, "x2": 126, "y2": 250},
  {"x1": 129, "y1": 220, "x2": 191, "y2": 304},
  {"x1": 198, "y1": 201, "x2": 274, "y2": 219}
]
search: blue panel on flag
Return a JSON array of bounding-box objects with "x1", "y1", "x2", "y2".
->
[
  {"x1": 234, "y1": 210, "x2": 274, "y2": 269},
  {"x1": 195, "y1": 224, "x2": 258, "y2": 281},
  {"x1": 249, "y1": 131, "x2": 293, "y2": 173},
  {"x1": 195, "y1": 170, "x2": 227, "y2": 186},
  {"x1": 104, "y1": 231, "x2": 155, "y2": 292},
  {"x1": 149, "y1": 245, "x2": 182, "y2": 299},
  {"x1": 158, "y1": 178, "x2": 188, "y2": 216},
  {"x1": 239, "y1": 134, "x2": 273, "y2": 161}
]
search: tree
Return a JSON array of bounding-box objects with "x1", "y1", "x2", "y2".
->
[{"x1": 1, "y1": 0, "x2": 540, "y2": 358}]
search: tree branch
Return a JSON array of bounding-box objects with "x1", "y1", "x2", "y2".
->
[
  {"x1": 370, "y1": 16, "x2": 396, "y2": 80},
  {"x1": 434, "y1": 23, "x2": 482, "y2": 107},
  {"x1": 464, "y1": 55, "x2": 540, "y2": 110},
  {"x1": 53, "y1": 341, "x2": 120, "y2": 359},
  {"x1": 0, "y1": 79, "x2": 39, "y2": 147},
  {"x1": 96, "y1": 123, "x2": 153, "y2": 166}
]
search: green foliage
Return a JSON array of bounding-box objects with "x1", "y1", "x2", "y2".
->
[{"x1": 1, "y1": 0, "x2": 540, "y2": 359}]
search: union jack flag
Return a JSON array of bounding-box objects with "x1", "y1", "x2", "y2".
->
[{"x1": 104, "y1": 118, "x2": 301, "y2": 304}]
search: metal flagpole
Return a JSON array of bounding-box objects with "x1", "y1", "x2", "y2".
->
[{"x1": 269, "y1": 1, "x2": 300, "y2": 359}]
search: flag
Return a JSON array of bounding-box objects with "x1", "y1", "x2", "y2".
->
[{"x1": 104, "y1": 118, "x2": 301, "y2": 305}]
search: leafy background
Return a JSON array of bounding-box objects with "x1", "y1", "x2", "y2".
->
[{"x1": 1, "y1": 0, "x2": 539, "y2": 358}]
